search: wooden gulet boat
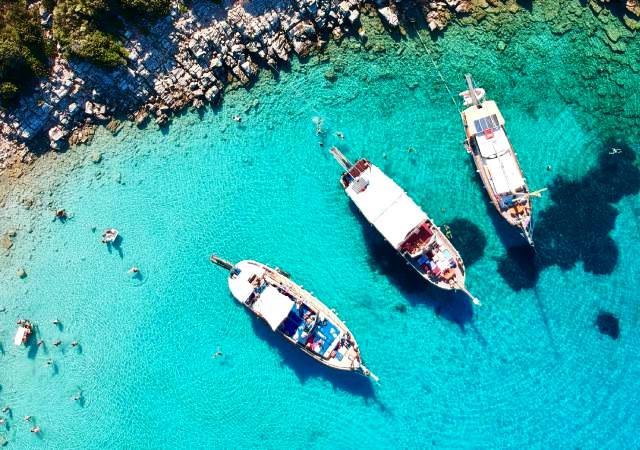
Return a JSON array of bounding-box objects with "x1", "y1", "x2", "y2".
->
[
  {"x1": 459, "y1": 74, "x2": 541, "y2": 246},
  {"x1": 330, "y1": 148, "x2": 480, "y2": 305},
  {"x1": 210, "y1": 255, "x2": 379, "y2": 382}
]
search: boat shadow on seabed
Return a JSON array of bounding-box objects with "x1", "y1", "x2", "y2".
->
[
  {"x1": 493, "y1": 143, "x2": 640, "y2": 292},
  {"x1": 247, "y1": 312, "x2": 386, "y2": 406},
  {"x1": 348, "y1": 204, "x2": 475, "y2": 330}
]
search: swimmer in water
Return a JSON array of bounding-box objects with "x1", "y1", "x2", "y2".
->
[
  {"x1": 334, "y1": 131, "x2": 344, "y2": 140},
  {"x1": 211, "y1": 348, "x2": 223, "y2": 359},
  {"x1": 31, "y1": 426, "x2": 41, "y2": 433},
  {"x1": 232, "y1": 115, "x2": 242, "y2": 122},
  {"x1": 128, "y1": 266, "x2": 140, "y2": 275}
]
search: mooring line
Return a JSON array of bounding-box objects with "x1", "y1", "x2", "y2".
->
[{"x1": 410, "y1": 23, "x2": 461, "y2": 114}]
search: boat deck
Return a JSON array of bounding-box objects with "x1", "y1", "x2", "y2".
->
[
  {"x1": 462, "y1": 100, "x2": 532, "y2": 230},
  {"x1": 228, "y1": 260, "x2": 363, "y2": 371}
]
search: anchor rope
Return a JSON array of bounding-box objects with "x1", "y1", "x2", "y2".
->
[{"x1": 410, "y1": 23, "x2": 461, "y2": 115}]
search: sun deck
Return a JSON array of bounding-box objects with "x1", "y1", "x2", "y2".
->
[{"x1": 401, "y1": 224, "x2": 462, "y2": 285}]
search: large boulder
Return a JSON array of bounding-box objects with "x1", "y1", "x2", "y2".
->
[{"x1": 378, "y1": 7, "x2": 399, "y2": 27}]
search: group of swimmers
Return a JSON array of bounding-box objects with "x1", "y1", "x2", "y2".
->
[{"x1": 5, "y1": 318, "x2": 85, "y2": 437}]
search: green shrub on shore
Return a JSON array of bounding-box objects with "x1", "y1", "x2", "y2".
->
[
  {"x1": 53, "y1": 0, "x2": 170, "y2": 68},
  {"x1": 0, "y1": 0, "x2": 49, "y2": 105},
  {"x1": 120, "y1": 0, "x2": 171, "y2": 18},
  {"x1": 0, "y1": 0, "x2": 170, "y2": 103}
]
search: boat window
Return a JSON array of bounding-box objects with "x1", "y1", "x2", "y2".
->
[{"x1": 474, "y1": 114, "x2": 499, "y2": 134}]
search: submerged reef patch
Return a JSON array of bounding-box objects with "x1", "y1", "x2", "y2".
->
[
  {"x1": 498, "y1": 142, "x2": 640, "y2": 291},
  {"x1": 596, "y1": 311, "x2": 620, "y2": 339}
]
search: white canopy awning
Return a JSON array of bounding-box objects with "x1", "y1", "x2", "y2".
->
[
  {"x1": 346, "y1": 165, "x2": 427, "y2": 249},
  {"x1": 373, "y1": 194, "x2": 427, "y2": 249},
  {"x1": 253, "y1": 286, "x2": 294, "y2": 331},
  {"x1": 14, "y1": 327, "x2": 28, "y2": 346},
  {"x1": 345, "y1": 165, "x2": 404, "y2": 223},
  {"x1": 484, "y1": 153, "x2": 525, "y2": 195},
  {"x1": 476, "y1": 129, "x2": 510, "y2": 159}
]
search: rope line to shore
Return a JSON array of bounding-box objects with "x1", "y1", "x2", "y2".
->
[{"x1": 410, "y1": 23, "x2": 461, "y2": 114}]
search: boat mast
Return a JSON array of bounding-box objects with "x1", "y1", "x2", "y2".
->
[
  {"x1": 465, "y1": 74, "x2": 480, "y2": 107},
  {"x1": 330, "y1": 146, "x2": 353, "y2": 171}
]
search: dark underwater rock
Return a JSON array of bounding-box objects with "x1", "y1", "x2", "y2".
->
[{"x1": 596, "y1": 311, "x2": 620, "y2": 339}]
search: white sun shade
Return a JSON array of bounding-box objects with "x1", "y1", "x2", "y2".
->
[
  {"x1": 346, "y1": 164, "x2": 427, "y2": 249},
  {"x1": 373, "y1": 194, "x2": 427, "y2": 249},
  {"x1": 253, "y1": 286, "x2": 295, "y2": 331},
  {"x1": 14, "y1": 327, "x2": 28, "y2": 346},
  {"x1": 483, "y1": 153, "x2": 525, "y2": 195}
]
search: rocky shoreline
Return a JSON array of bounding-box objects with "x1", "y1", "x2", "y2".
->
[
  {"x1": 0, "y1": 0, "x2": 472, "y2": 169},
  {"x1": 0, "y1": 0, "x2": 638, "y2": 176}
]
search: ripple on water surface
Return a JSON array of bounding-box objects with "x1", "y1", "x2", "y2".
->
[{"x1": 1, "y1": 2, "x2": 640, "y2": 448}]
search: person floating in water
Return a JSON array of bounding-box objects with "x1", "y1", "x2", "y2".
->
[
  {"x1": 444, "y1": 224, "x2": 453, "y2": 239},
  {"x1": 211, "y1": 348, "x2": 223, "y2": 359},
  {"x1": 334, "y1": 131, "x2": 344, "y2": 140},
  {"x1": 30, "y1": 426, "x2": 41, "y2": 433},
  {"x1": 72, "y1": 391, "x2": 82, "y2": 401},
  {"x1": 53, "y1": 340, "x2": 61, "y2": 347},
  {"x1": 71, "y1": 340, "x2": 78, "y2": 347},
  {"x1": 24, "y1": 415, "x2": 31, "y2": 422},
  {"x1": 128, "y1": 267, "x2": 140, "y2": 275},
  {"x1": 232, "y1": 115, "x2": 242, "y2": 122},
  {"x1": 52, "y1": 319, "x2": 60, "y2": 325},
  {"x1": 609, "y1": 147, "x2": 622, "y2": 155},
  {"x1": 1, "y1": 406, "x2": 9, "y2": 413},
  {"x1": 312, "y1": 116, "x2": 325, "y2": 136},
  {"x1": 55, "y1": 209, "x2": 67, "y2": 221}
]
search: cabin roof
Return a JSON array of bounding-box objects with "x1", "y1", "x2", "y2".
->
[
  {"x1": 346, "y1": 164, "x2": 427, "y2": 249},
  {"x1": 482, "y1": 145, "x2": 525, "y2": 195},
  {"x1": 463, "y1": 100, "x2": 505, "y2": 128}
]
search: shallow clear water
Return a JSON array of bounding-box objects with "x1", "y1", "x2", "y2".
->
[{"x1": 1, "y1": 2, "x2": 640, "y2": 448}]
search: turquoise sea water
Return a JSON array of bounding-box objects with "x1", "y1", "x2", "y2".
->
[{"x1": 1, "y1": 2, "x2": 640, "y2": 448}]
